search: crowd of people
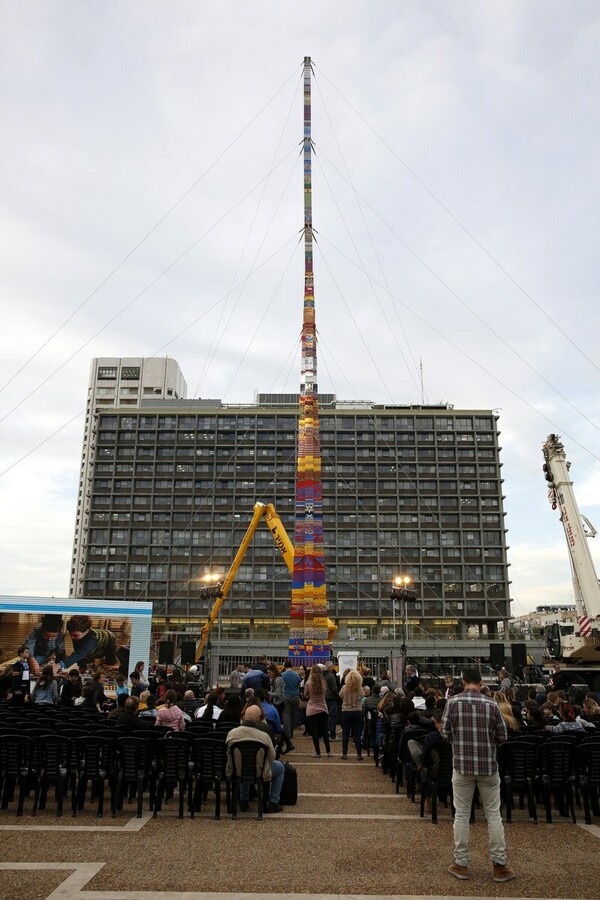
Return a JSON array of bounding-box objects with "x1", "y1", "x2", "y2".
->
[{"x1": 6, "y1": 645, "x2": 600, "y2": 857}]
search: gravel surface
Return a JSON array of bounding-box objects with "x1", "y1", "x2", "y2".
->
[{"x1": 0, "y1": 870, "x2": 66, "y2": 899}]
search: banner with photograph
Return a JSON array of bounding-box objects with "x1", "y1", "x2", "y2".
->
[{"x1": 0, "y1": 597, "x2": 152, "y2": 679}]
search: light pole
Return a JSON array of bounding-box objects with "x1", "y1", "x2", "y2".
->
[{"x1": 390, "y1": 576, "x2": 415, "y2": 687}]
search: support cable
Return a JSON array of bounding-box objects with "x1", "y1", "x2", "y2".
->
[
  {"x1": 0, "y1": 147, "x2": 299, "y2": 428},
  {"x1": 318, "y1": 236, "x2": 600, "y2": 464},
  {"x1": 317, "y1": 148, "x2": 600, "y2": 436},
  {"x1": 0, "y1": 66, "x2": 302, "y2": 397},
  {"x1": 314, "y1": 63, "x2": 600, "y2": 378}
]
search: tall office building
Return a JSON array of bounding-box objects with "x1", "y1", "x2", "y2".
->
[
  {"x1": 70, "y1": 360, "x2": 511, "y2": 668},
  {"x1": 70, "y1": 358, "x2": 187, "y2": 597}
]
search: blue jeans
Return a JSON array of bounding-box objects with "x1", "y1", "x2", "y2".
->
[
  {"x1": 326, "y1": 698, "x2": 338, "y2": 737},
  {"x1": 239, "y1": 758, "x2": 285, "y2": 804},
  {"x1": 342, "y1": 710, "x2": 363, "y2": 756}
]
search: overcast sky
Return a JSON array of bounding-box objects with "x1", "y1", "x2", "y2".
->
[{"x1": 1, "y1": 1, "x2": 599, "y2": 618}]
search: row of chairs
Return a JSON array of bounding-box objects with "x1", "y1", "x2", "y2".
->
[
  {"x1": 373, "y1": 718, "x2": 600, "y2": 826},
  {"x1": 0, "y1": 727, "x2": 269, "y2": 821}
]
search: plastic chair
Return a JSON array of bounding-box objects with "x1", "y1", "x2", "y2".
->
[
  {"x1": 32, "y1": 735, "x2": 71, "y2": 817},
  {"x1": 498, "y1": 740, "x2": 538, "y2": 823},
  {"x1": 113, "y1": 737, "x2": 155, "y2": 818},
  {"x1": 213, "y1": 721, "x2": 237, "y2": 736},
  {"x1": 153, "y1": 739, "x2": 190, "y2": 819},
  {"x1": 0, "y1": 733, "x2": 32, "y2": 815},
  {"x1": 419, "y1": 740, "x2": 454, "y2": 825},
  {"x1": 538, "y1": 741, "x2": 576, "y2": 823},
  {"x1": 189, "y1": 718, "x2": 215, "y2": 732},
  {"x1": 190, "y1": 736, "x2": 229, "y2": 819},
  {"x1": 228, "y1": 739, "x2": 269, "y2": 820},
  {"x1": 71, "y1": 735, "x2": 115, "y2": 818},
  {"x1": 396, "y1": 727, "x2": 429, "y2": 797},
  {"x1": 577, "y1": 742, "x2": 600, "y2": 824}
]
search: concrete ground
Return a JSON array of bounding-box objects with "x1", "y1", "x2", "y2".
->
[{"x1": 0, "y1": 733, "x2": 598, "y2": 899}]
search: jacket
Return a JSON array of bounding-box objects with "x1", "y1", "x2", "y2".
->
[{"x1": 226, "y1": 722, "x2": 276, "y2": 781}]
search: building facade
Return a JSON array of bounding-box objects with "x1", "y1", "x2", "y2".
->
[
  {"x1": 70, "y1": 358, "x2": 187, "y2": 598},
  {"x1": 70, "y1": 360, "x2": 512, "y2": 667}
]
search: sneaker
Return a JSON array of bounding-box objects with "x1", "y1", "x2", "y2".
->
[
  {"x1": 266, "y1": 802, "x2": 284, "y2": 814},
  {"x1": 238, "y1": 800, "x2": 249, "y2": 812},
  {"x1": 327, "y1": 752, "x2": 333, "y2": 758},
  {"x1": 330, "y1": 735, "x2": 339, "y2": 741},
  {"x1": 287, "y1": 744, "x2": 296, "y2": 752},
  {"x1": 493, "y1": 864, "x2": 516, "y2": 883},
  {"x1": 341, "y1": 754, "x2": 348, "y2": 760},
  {"x1": 448, "y1": 864, "x2": 469, "y2": 880},
  {"x1": 312, "y1": 753, "x2": 321, "y2": 758},
  {"x1": 357, "y1": 755, "x2": 364, "y2": 761}
]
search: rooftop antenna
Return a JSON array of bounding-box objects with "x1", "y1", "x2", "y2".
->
[{"x1": 419, "y1": 358, "x2": 425, "y2": 405}]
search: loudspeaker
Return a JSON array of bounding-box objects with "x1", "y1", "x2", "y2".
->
[
  {"x1": 489, "y1": 643, "x2": 505, "y2": 670},
  {"x1": 158, "y1": 640, "x2": 174, "y2": 665},
  {"x1": 180, "y1": 641, "x2": 196, "y2": 666},
  {"x1": 511, "y1": 643, "x2": 528, "y2": 671}
]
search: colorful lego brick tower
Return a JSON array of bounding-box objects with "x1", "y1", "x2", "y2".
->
[{"x1": 289, "y1": 57, "x2": 330, "y2": 666}]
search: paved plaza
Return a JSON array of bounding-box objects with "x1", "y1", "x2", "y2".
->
[{"x1": 0, "y1": 734, "x2": 598, "y2": 900}]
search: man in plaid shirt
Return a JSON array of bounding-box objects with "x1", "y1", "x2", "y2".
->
[{"x1": 441, "y1": 667, "x2": 516, "y2": 884}]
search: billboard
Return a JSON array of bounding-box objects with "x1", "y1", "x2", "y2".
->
[{"x1": 0, "y1": 596, "x2": 153, "y2": 679}]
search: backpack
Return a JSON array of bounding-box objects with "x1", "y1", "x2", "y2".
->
[{"x1": 279, "y1": 761, "x2": 298, "y2": 806}]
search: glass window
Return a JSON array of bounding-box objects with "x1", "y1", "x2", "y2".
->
[{"x1": 97, "y1": 366, "x2": 117, "y2": 380}]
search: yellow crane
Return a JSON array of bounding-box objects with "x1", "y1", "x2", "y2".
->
[{"x1": 195, "y1": 501, "x2": 336, "y2": 664}]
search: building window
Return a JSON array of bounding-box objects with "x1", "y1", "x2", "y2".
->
[
  {"x1": 98, "y1": 366, "x2": 117, "y2": 379},
  {"x1": 121, "y1": 366, "x2": 140, "y2": 380}
]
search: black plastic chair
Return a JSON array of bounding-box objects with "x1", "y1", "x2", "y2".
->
[
  {"x1": 419, "y1": 740, "x2": 454, "y2": 825},
  {"x1": 213, "y1": 721, "x2": 237, "y2": 735},
  {"x1": 577, "y1": 742, "x2": 600, "y2": 824},
  {"x1": 153, "y1": 739, "x2": 190, "y2": 819},
  {"x1": 397, "y1": 727, "x2": 429, "y2": 798},
  {"x1": 516, "y1": 732, "x2": 548, "y2": 747},
  {"x1": 32, "y1": 735, "x2": 71, "y2": 817},
  {"x1": 189, "y1": 719, "x2": 215, "y2": 732},
  {"x1": 498, "y1": 740, "x2": 538, "y2": 824},
  {"x1": 113, "y1": 737, "x2": 155, "y2": 818},
  {"x1": 190, "y1": 736, "x2": 229, "y2": 819},
  {"x1": 71, "y1": 735, "x2": 115, "y2": 818},
  {"x1": 0, "y1": 733, "x2": 32, "y2": 815},
  {"x1": 229, "y1": 740, "x2": 268, "y2": 820},
  {"x1": 538, "y1": 741, "x2": 576, "y2": 823}
]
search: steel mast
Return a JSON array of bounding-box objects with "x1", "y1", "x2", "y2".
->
[{"x1": 289, "y1": 57, "x2": 330, "y2": 665}]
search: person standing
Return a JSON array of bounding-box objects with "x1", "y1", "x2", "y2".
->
[
  {"x1": 281, "y1": 660, "x2": 301, "y2": 745},
  {"x1": 497, "y1": 669, "x2": 512, "y2": 692},
  {"x1": 323, "y1": 661, "x2": 340, "y2": 740},
  {"x1": 304, "y1": 665, "x2": 332, "y2": 758},
  {"x1": 441, "y1": 667, "x2": 515, "y2": 884},
  {"x1": 9, "y1": 646, "x2": 31, "y2": 705},
  {"x1": 404, "y1": 665, "x2": 419, "y2": 693},
  {"x1": 339, "y1": 669, "x2": 364, "y2": 760},
  {"x1": 229, "y1": 664, "x2": 244, "y2": 690}
]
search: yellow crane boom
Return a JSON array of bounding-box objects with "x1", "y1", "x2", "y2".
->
[{"x1": 195, "y1": 502, "x2": 336, "y2": 663}]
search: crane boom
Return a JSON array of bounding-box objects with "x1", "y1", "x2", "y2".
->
[
  {"x1": 195, "y1": 502, "x2": 335, "y2": 664},
  {"x1": 543, "y1": 434, "x2": 600, "y2": 638}
]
